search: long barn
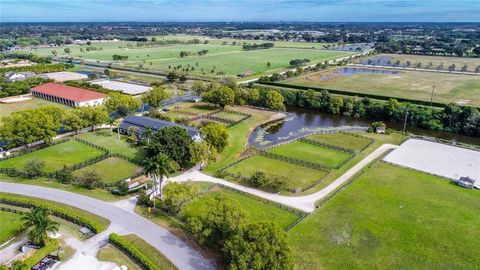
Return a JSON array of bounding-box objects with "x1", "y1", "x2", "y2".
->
[{"x1": 31, "y1": 82, "x2": 105, "y2": 107}]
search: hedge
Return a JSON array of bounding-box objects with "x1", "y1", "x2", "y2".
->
[
  {"x1": 109, "y1": 233, "x2": 161, "y2": 270},
  {"x1": 0, "y1": 193, "x2": 106, "y2": 233},
  {"x1": 23, "y1": 239, "x2": 60, "y2": 268}
]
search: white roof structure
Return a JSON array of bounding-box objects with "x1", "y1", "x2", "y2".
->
[
  {"x1": 383, "y1": 139, "x2": 480, "y2": 183},
  {"x1": 90, "y1": 79, "x2": 151, "y2": 95},
  {"x1": 41, "y1": 71, "x2": 88, "y2": 82}
]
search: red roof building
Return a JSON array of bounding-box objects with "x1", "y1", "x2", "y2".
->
[{"x1": 31, "y1": 82, "x2": 105, "y2": 107}]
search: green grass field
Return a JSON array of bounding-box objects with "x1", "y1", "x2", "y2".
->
[
  {"x1": 288, "y1": 162, "x2": 480, "y2": 269},
  {"x1": 281, "y1": 67, "x2": 480, "y2": 106},
  {"x1": 213, "y1": 111, "x2": 247, "y2": 121},
  {"x1": 78, "y1": 130, "x2": 146, "y2": 162},
  {"x1": 308, "y1": 133, "x2": 372, "y2": 151},
  {"x1": 226, "y1": 155, "x2": 328, "y2": 191},
  {"x1": 0, "y1": 140, "x2": 104, "y2": 172},
  {"x1": 73, "y1": 157, "x2": 142, "y2": 184},
  {"x1": 0, "y1": 211, "x2": 24, "y2": 244},
  {"x1": 98, "y1": 244, "x2": 142, "y2": 270},
  {"x1": 0, "y1": 98, "x2": 69, "y2": 122},
  {"x1": 181, "y1": 188, "x2": 299, "y2": 229},
  {"x1": 268, "y1": 140, "x2": 352, "y2": 168}
]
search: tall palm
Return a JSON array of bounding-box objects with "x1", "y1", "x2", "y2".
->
[
  {"x1": 106, "y1": 117, "x2": 118, "y2": 137},
  {"x1": 143, "y1": 153, "x2": 171, "y2": 209},
  {"x1": 141, "y1": 127, "x2": 154, "y2": 144},
  {"x1": 21, "y1": 207, "x2": 59, "y2": 246}
]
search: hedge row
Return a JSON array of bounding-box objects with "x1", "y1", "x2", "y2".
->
[
  {"x1": 300, "y1": 137, "x2": 355, "y2": 154},
  {"x1": 259, "y1": 151, "x2": 329, "y2": 171},
  {"x1": 0, "y1": 193, "x2": 106, "y2": 233},
  {"x1": 109, "y1": 233, "x2": 161, "y2": 270},
  {"x1": 23, "y1": 239, "x2": 60, "y2": 268}
]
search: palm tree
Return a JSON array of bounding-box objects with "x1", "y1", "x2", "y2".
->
[
  {"x1": 143, "y1": 153, "x2": 171, "y2": 209},
  {"x1": 21, "y1": 207, "x2": 59, "y2": 246},
  {"x1": 106, "y1": 117, "x2": 118, "y2": 137},
  {"x1": 141, "y1": 127, "x2": 154, "y2": 144},
  {"x1": 11, "y1": 260, "x2": 28, "y2": 270}
]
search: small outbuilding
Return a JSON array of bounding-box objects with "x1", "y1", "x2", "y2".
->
[{"x1": 457, "y1": 176, "x2": 476, "y2": 189}]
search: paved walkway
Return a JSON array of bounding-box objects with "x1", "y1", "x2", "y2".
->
[
  {"x1": 169, "y1": 144, "x2": 397, "y2": 212},
  {"x1": 0, "y1": 182, "x2": 214, "y2": 270}
]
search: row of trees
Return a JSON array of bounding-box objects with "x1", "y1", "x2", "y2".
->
[
  {"x1": 0, "y1": 63, "x2": 71, "y2": 74},
  {"x1": 112, "y1": 54, "x2": 128, "y2": 61},
  {"x1": 0, "y1": 77, "x2": 48, "y2": 98},
  {"x1": 242, "y1": 42, "x2": 275, "y2": 50}
]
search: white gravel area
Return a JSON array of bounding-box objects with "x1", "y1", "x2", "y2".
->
[
  {"x1": 383, "y1": 139, "x2": 480, "y2": 181},
  {"x1": 90, "y1": 79, "x2": 151, "y2": 95}
]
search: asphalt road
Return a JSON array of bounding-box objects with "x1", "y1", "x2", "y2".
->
[{"x1": 0, "y1": 182, "x2": 214, "y2": 270}]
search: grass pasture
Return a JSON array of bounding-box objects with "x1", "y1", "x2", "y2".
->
[
  {"x1": 0, "y1": 140, "x2": 104, "y2": 172},
  {"x1": 268, "y1": 140, "x2": 352, "y2": 168},
  {"x1": 73, "y1": 157, "x2": 142, "y2": 184},
  {"x1": 225, "y1": 155, "x2": 328, "y2": 191},
  {"x1": 181, "y1": 187, "x2": 299, "y2": 229},
  {"x1": 0, "y1": 211, "x2": 24, "y2": 244},
  {"x1": 307, "y1": 132, "x2": 372, "y2": 151},
  {"x1": 213, "y1": 111, "x2": 247, "y2": 122},
  {"x1": 281, "y1": 66, "x2": 480, "y2": 106},
  {"x1": 288, "y1": 162, "x2": 480, "y2": 269}
]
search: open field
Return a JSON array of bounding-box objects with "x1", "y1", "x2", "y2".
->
[
  {"x1": 0, "y1": 211, "x2": 23, "y2": 244},
  {"x1": 0, "y1": 98, "x2": 69, "y2": 121},
  {"x1": 73, "y1": 157, "x2": 142, "y2": 184},
  {"x1": 268, "y1": 140, "x2": 352, "y2": 168},
  {"x1": 213, "y1": 111, "x2": 247, "y2": 121},
  {"x1": 78, "y1": 130, "x2": 146, "y2": 162},
  {"x1": 97, "y1": 244, "x2": 142, "y2": 270},
  {"x1": 308, "y1": 132, "x2": 372, "y2": 151},
  {"x1": 121, "y1": 234, "x2": 177, "y2": 270},
  {"x1": 225, "y1": 155, "x2": 328, "y2": 191},
  {"x1": 181, "y1": 187, "x2": 299, "y2": 229},
  {"x1": 281, "y1": 66, "x2": 480, "y2": 106},
  {"x1": 363, "y1": 53, "x2": 480, "y2": 71},
  {"x1": 288, "y1": 162, "x2": 480, "y2": 269},
  {"x1": 0, "y1": 140, "x2": 104, "y2": 172}
]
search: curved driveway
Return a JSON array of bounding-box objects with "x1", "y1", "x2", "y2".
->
[{"x1": 0, "y1": 182, "x2": 214, "y2": 270}]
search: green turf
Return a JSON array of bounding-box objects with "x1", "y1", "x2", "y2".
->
[
  {"x1": 181, "y1": 188, "x2": 299, "y2": 229},
  {"x1": 213, "y1": 111, "x2": 247, "y2": 121},
  {"x1": 0, "y1": 140, "x2": 104, "y2": 172},
  {"x1": 308, "y1": 133, "x2": 372, "y2": 151},
  {"x1": 268, "y1": 140, "x2": 352, "y2": 168},
  {"x1": 288, "y1": 162, "x2": 480, "y2": 269},
  {"x1": 226, "y1": 155, "x2": 327, "y2": 191},
  {"x1": 0, "y1": 211, "x2": 23, "y2": 244},
  {"x1": 281, "y1": 66, "x2": 480, "y2": 106},
  {"x1": 77, "y1": 130, "x2": 146, "y2": 162},
  {"x1": 73, "y1": 157, "x2": 142, "y2": 184}
]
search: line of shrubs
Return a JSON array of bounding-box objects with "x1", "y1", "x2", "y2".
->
[
  {"x1": 299, "y1": 137, "x2": 355, "y2": 154},
  {"x1": 0, "y1": 193, "x2": 106, "y2": 233},
  {"x1": 109, "y1": 233, "x2": 161, "y2": 270}
]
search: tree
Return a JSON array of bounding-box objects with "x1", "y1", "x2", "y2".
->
[
  {"x1": 143, "y1": 153, "x2": 172, "y2": 206},
  {"x1": 179, "y1": 75, "x2": 187, "y2": 82},
  {"x1": 11, "y1": 260, "x2": 28, "y2": 270},
  {"x1": 201, "y1": 122, "x2": 229, "y2": 153},
  {"x1": 21, "y1": 207, "x2": 59, "y2": 246},
  {"x1": 473, "y1": 47, "x2": 480, "y2": 57},
  {"x1": 104, "y1": 92, "x2": 140, "y2": 115},
  {"x1": 24, "y1": 158, "x2": 45, "y2": 179},
  {"x1": 141, "y1": 127, "x2": 154, "y2": 144},
  {"x1": 141, "y1": 87, "x2": 170, "y2": 109},
  {"x1": 64, "y1": 110, "x2": 88, "y2": 134},
  {"x1": 224, "y1": 223, "x2": 293, "y2": 270},
  {"x1": 264, "y1": 91, "x2": 285, "y2": 111},
  {"x1": 106, "y1": 117, "x2": 119, "y2": 136},
  {"x1": 192, "y1": 81, "x2": 208, "y2": 96},
  {"x1": 56, "y1": 165, "x2": 73, "y2": 184},
  {"x1": 146, "y1": 126, "x2": 193, "y2": 167},
  {"x1": 76, "y1": 168, "x2": 101, "y2": 189},
  {"x1": 189, "y1": 141, "x2": 217, "y2": 168},
  {"x1": 166, "y1": 72, "x2": 178, "y2": 82},
  {"x1": 202, "y1": 86, "x2": 235, "y2": 109},
  {"x1": 64, "y1": 48, "x2": 71, "y2": 54},
  {"x1": 163, "y1": 182, "x2": 200, "y2": 215}
]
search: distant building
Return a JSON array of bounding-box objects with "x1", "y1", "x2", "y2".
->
[
  {"x1": 119, "y1": 115, "x2": 201, "y2": 141},
  {"x1": 4, "y1": 71, "x2": 36, "y2": 82},
  {"x1": 457, "y1": 177, "x2": 476, "y2": 189},
  {"x1": 237, "y1": 70, "x2": 255, "y2": 78},
  {"x1": 38, "y1": 71, "x2": 88, "y2": 82},
  {"x1": 31, "y1": 82, "x2": 105, "y2": 107}
]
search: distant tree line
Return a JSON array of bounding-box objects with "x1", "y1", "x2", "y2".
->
[
  {"x1": 0, "y1": 77, "x2": 48, "y2": 98},
  {"x1": 112, "y1": 54, "x2": 129, "y2": 61},
  {"x1": 0, "y1": 63, "x2": 71, "y2": 74},
  {"x1": 242, "y1": 42, "x2": 274, "y2": 51},
  {"x1": 1, "y1": 52, "x2": 53, "y2": 63}
]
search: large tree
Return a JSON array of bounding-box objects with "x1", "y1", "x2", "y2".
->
[
  {"x1": 104, "y1": 92, "x2": 140, "y2": 116},
  {"x1": 224, "y1": 222, "x2": 293, "y2": 270},
  {"x1": 146, "y1": 126, "x2": 193, "y2": 167},
  {"x1": 264, "y1": 90, "x2": 285, "y2": 111},
  {"x1": 200, "y1": 122, "x2": 229, "y2": 153},
  {"x1": 21, "y1": 207, "x2": 59, "y2": 246},
  {"x1": 141, "y1": 87, "x2": 170, "y2": 109},
  {"x1": 189, "y1": 141, "x2": 217, "y2": 168},
  {"x1": 163, "y1": 181, "x2": 200, "y2": 215},
  {"x1": 202, "y1": 86, "x2": 235, "y2": 109},
  {"x1": 143, "y1": 153, "x2": 172, "y2": 207}
]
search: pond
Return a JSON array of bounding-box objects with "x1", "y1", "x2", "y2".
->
[
  {"x1": 248, "y1": 107, "x2": 480, "y2": 148},
  {"x1": 335, "y1": 67, "x2": 401, "y2": 75}
]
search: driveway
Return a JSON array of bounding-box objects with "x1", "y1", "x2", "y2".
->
[{"x1": 0, "y1": 182, "x2": 214, "y2": 270}]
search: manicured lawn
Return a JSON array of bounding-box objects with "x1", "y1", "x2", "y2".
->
[
  {"x1": 73, "y1": 157, "x2": 142, "y2": 184},
  {"x1": 0, "y1": 211, "x2": 24, "y2": 245},
  {"x1": 308, "y1": 132, "x2": 372, "y2": 151},
  {"x1": 98, "y1": 244, "x2": 142, "y2": 270},
  {"x1": 213, "y1": 111, "x2": 247, "y2": 121},
  {"x1": 226, "y1": 155, "x2": 328, "y2": 191},
  {"x1": 78, "y1": 130, "x2": 146, "y2": 162},
  {"x1": 268, "y1": 140, "x2": 352, "y2": 168},
  {"x1": 121, "y1": 234, "x2": 177, "y2": 270},
  {"x1": 181, "y1": 188, "x2": 299, "y2": 229},
  {"x1": 178, "y1": 104, "x2": 217, "y2": 114},
  {"x1": 0, "y1": 140, "x2": 104, "y2": 172},
  {"x1": 288, "y1": 162, "x2": 480, "y2": 269},
  {"x1": 0, "y1": 98, "x2": 69, "y2": 122}
]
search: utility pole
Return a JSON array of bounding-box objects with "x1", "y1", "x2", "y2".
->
[
  {"x1": 403, "y1": 110, "x2": 409, "y2": 133},
  {"x1": 430, "y1": 85, "x2": 436, "y2": 106}
]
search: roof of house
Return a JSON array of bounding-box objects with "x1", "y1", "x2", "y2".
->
[
  {"x1": 31, "y1": 82, "x2": 105, "y2": 102},
  {"x1": 120, "y1": 115, "x2": 199, "y2": 137},
  {"x1": 459, "y1": 176, "x2": 475, "y2": 184}
]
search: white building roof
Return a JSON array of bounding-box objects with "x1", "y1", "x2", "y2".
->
[{"x1": 90, "y1": 79, "x2": 152, "y2": 95}]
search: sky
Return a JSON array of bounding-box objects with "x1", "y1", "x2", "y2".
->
[{"x1": 1, "y1": 0, "x2": 479, "y2": 22}]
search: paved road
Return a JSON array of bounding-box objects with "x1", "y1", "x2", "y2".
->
[
  {"x1": 170, "y1": 144, "x2": 397, "y2": 212},
  {"x1": 0, "y1": 182, "x2": 214, "y2": 270}
]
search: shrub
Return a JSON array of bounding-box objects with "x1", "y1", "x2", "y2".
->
[
  {"x1": 136, "y1": 189, "x2": 152, "y2": 207},
  {"x1": 24, "y1": 158, "x2": 45, "y2": 179},
  {"x1": 115, "y1": 181, "x2": 129, "y2": 195},
  {"x1": 109, "y1": 233, "x2": 161, "y2": 270},
  {"x1": 56, "y1": 165, "x2": 73, "y2": 184},
  {"x1": 76, "y1": 169, "x2": 101, "y2": 189},
  {"x1": 23, "y1": 239, "x2": 59, "y2": 268}
]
